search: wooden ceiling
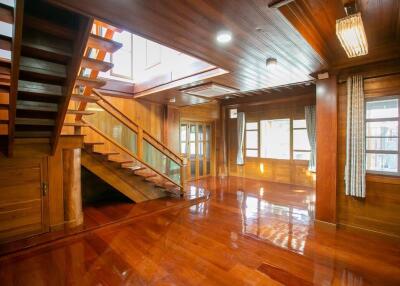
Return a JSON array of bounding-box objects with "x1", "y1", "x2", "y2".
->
[
  {"x1": 48, "y1": 0, "x2": 326, "y2": 93},
  {"x1": 279, "y1": 0, "x2": 400, "y2": 69},
  {"x1": 48, "y1": 0, "x2": 400, "y2": 106}
]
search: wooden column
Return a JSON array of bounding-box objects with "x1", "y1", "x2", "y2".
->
[
  {"x1": 315, "y1": 75, "x2": 337, "y2": 224},
  {"x1": 63, "y1": 148, "x2": 83, "y2": 228}
]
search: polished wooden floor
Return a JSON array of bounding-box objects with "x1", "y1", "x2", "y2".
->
[{"x1": 0, "y1": 177, "x2": 399, "y2": 285}]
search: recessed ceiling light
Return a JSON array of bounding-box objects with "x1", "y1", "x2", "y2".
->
[
  {"x1": 169, "y1": 98, "x2": 176, "y2": 103},
  {"x1": 216, "y1": 31, "x2": 232, "y2": 44},
  {"x1": 266, "y1": 57, "x2": 277, "y2": 72}
]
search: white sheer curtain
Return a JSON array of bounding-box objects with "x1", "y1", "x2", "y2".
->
[
  {"x1": 236, "y1": 112, "x2": 245, "y2": 165},
  {"x1": 305, "y1": 105, "x2": 316, "y2": 172},
  {"x1": 345, "y1": 75, "x2": 366, "y2": 198}
]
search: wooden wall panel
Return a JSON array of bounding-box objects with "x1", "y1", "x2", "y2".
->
[
  {"x1": 315, "y1": 76, "x2": 337, "y2": 224},
  {"x1": 0, "y1": 157, "x2": 47, "y2": 243},
  {"x1": 226, "y1": 92, "x2": 316, "y2": 187},
  {"x1": 102, "y1": 95, "x2": 164, "y2": 140},
  {"x1": 337, "y1": 73, "x2": 400, "y2": 237}
]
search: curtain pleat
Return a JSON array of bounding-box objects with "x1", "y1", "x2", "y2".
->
[
  {"x1": 305, "y1": 105, "x2": 316, "y2": 172},
  {"x1": 345, "y1": 75, "x2": 366, "y2": 198},
  {"x1": 236, "y1": 112, "x2": 245, "y2": 165}
]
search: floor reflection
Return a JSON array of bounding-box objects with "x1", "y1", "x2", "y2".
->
[{"x1": 236, "y1": 184, "x2": 314, "y2": 254}]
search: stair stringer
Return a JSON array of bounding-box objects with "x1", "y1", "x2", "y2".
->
[{"x1": 81, "y1": 149, "x2": 168, "y2": 203}]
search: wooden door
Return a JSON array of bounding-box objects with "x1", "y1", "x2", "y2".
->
[
  {"x1": 180, "y1": 121, "x2": 213, "y2": 180},
  {"x1": 0, "y1": 157, "x2": 49, "y2": 242}
]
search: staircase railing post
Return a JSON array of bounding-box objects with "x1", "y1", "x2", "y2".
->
[
  {"x1": 137, "y1": 127, "x2": 143, "y2": 159},
  {"x1": 180, "y1": 158, "x2": 186, "y2": 195}
]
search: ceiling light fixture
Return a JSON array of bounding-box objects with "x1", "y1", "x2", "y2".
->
[
  {"x1": 216, "y1": 31, "x2": 232, "y2": 44},
  {"x1": 336, "y1": 2, "x2": 368, "y2": 58},
  {"x1": 169, "y1": 98, "x2": 176, "y2": 103},
  {"x1": 266, "y1": 57, "x2": 277, "y2": 72}
]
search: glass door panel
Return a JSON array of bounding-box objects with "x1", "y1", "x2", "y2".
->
[{"x1": 180, "y1": 122, "x2": 212, "y2": 180}]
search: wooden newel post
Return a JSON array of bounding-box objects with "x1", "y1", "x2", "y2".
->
[
  {"x1": 137, "y1": 127, "x2": 143, "y2": 159},
  {"x1": 63, "y1": 148, "x2": 83, "y2": 228},
  {"x1": 180, "y1": 158, "x2": 187, "y2": 196}
]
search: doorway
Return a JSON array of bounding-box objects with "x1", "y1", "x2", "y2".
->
[{"x1": 180, "y1": 121, "x2": 213, "y2": 180}]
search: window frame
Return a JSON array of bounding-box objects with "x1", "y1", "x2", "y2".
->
[
  {"x1": 245, "y1": 121, "x2": 259, "y2": 158},
  {"x1": 292, "y1": 119, "x2": 311, "y2": 162},
  {"x1": 365, "y1": 96, "x2": 400, "y2": 176}
]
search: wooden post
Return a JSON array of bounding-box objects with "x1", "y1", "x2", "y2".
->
[
  {"x1": 137, "y1": 127, "x2": 143, "y2": 159},
  {"x1": 63, "y1": 148, "x2": 83, "y2": 228},
  {"x1": 315, "y1": 75, "x2": 337, "y2": 225},
  {"x1": 180, "y1": 158, "x2": 186, "y2": 195}
]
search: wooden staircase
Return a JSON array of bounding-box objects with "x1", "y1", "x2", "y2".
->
[
  {"x1": 82, "y1": 142, "x2": 181, "y2": 202},
  {"x1": 4, "y1": 0, "x2": 94, "y2": 156},
  {"x1": 60, "y1": 20, "x2": 184, "y2": 202}
]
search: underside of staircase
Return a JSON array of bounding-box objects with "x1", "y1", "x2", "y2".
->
[{"x1": 82, "y1": 143, "x2": 180, "y2": 203}]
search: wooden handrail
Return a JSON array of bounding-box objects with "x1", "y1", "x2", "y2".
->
[
  {"x1": 81, "y1": 119, "x2": 183, "y2": 189},
  {"x1": 92, "y1": 89, "x2": 184, "y2": 165}
]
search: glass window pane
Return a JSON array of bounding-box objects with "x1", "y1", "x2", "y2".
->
[
  {"x1": 293, "y1": 119, "x2": 307, "y2": 129},
  {"x1": 180, "y1": 143, "x2": 186, "y2": 154},
  {"x1": 112, "y1": 50, "x2": 132, "y2": 78},
  {"x1": 190, "y1": 125, "x2": 196, "y2": 141},
  {"x1": 366, "y1": 153, "x2": 398, "y2": 173},
  {"x1": 366, "y1": 138, "x2": 398, "y2": 151},
  {"x1": 190, "y1": 142, "x2": 196, "y2": 156},
  {"x1": 198, "y1": 125, "x2": 203, "y2": 141},
  {"x1": 198, "y1": 141, "x2": 204, "y2": 156},
  {"x1": 366, "y1": 121, "x2": 398, "y2": 137},
  {"x1": 180, "y1": 125, "x2": 187, "y2": 141},
  {"x1": 199, "y1": 160, "x2": 204, "y2": 176},
  {"x1": 246, "y1": 149, "x2": 258, "y2": 157},
  {"x1": 246, "y1": 130, "x2": 258, "y2": 149},
  {"x1": 206, "y1": 142, "x2": 210, "y2": 159},
  {"x1": 293, "y1": 151, "x2": 310, "y2": 161},
  {"x1": 113, "y1": 31, "x2": 132, "y2": 49},
  {"x1": 366, "y1": 99, "x2": 398, "y2": 119},
  {"x1": 246, "y1": 122, "x2": 258, "y2": 130},
  {"x1": 260, "y1": 119, "x2": 290, "y2": 159},
  {"x1": 293, "y1": 129, "x2": 311, "y2": 150},
  {"x1": 206, "y1": 160, "x2": 211, "y2": 175}
]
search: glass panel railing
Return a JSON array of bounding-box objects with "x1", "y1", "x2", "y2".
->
[
  {"x1": 143, "y1": 140, "x2": 181, "y2": 184},
  {"x1": 84, "y1": 101, "x2": 182, "y2": 186},
  {"x1": 84, "y1": 102, "x2": 137, "y2": 154}
]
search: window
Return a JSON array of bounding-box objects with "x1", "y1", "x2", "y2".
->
[
  {"x1": 111, "y1": 31, "x2": 133, "y2": 79},
  {"x1": 245, "y1": 122, "x2": 258, "y2": 157},
  {"x1": 293, "y1": 119, "x2": 311, "y2": 160},
  {"x1": 366, "y1": 98, "x2": 399, "y2": 175},
  {"x1": 260, "y1": 119, "x2": 290, "y2": 159}
]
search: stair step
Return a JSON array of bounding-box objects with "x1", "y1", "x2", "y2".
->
[
  {"x1": 0, "y1": 72, "x2": 9, "y2": 86},
  {"x1": 0, "y1": 3, "x2": 13, "y2": 24},
  {"x1": 16, "y1": 117, "x2": 55, "y2": 126},
  {"x1": 142, "y1": 173, "x2": 158, "y2": 180},
  {"x1": 67, "y1": 109, "x2": 94, "y2": 115},
  {"x1": 24, "y1": 15, "x2": 75, "y2": 40},
  {"x1": 19, "y1": 56, "x2": 67, "y2": 79},
  {"x1": 70, "y1": 94, "x2": 100, "y2": 103},
  {"x1": 64, "y1": 122, "x2": 89, "y2": 127},
  {"x1": 15, "y1": 130, "x2": 52, "y2": 138},
  {"x1": 22, "y1": 29, "x2": 73, "y2": 62},
  {"x1": 87, "y1": 34, "x2": 122, "y2": 53},
  {"x1": 122, "y1": 165, "x2": 146, "y2": 171},
  {"x1": 0, "y1": 64, "x2": 10, "y2": 75},
  {"x1": 0, "y1": 34, "x2": 11, "y2": 51},
  {"x1": 75, "y1": 76, "x2": 107, "y2": 88},
  {"x1": 18, "y1": 80, "x2": 63, "y2": 97},
  {"x1": 93, "y1": 151, "x2": 120, "y2": 156},
  {"x1": 16, "y1": 100, "x2": 58, "y2": 112},
  {"x1": 81, "y1": 57, "x2": 113, "y2": 72},
  {"x1": 84, "y1": 142, "x2": 104, "y2": 146}
]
